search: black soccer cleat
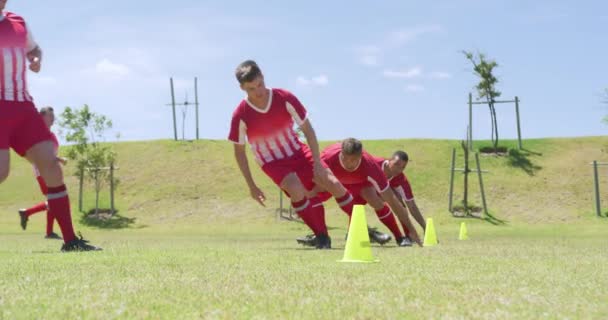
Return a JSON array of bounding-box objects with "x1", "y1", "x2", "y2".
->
[
  {"x1": 397, "y1": 236, "x2": 413, "y2": 247},
  {"x1": 368, "y1": 227, "x2": 391, "y2": 245},
  {"x1": 61, "y1": 233, "x2": 102, "y2": 252},
  {"x1": 18, "y1": 209, "x2": 28, "y2": 230},
  {"x1": 315, "y1": 234, "x2": 332, "y2": 250},
  {"x1": 296, "y1": 234, "x2": 317, "y2": 247},
  {"x1": 45, "y1": 232, "x2": 62, "y2": 240}
]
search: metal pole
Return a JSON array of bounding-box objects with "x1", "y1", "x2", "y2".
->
[
  {"x1": 170, "y1": 78, "x2": 178, "y2": 141},
  {"x1": 78, "y1": 167, "x2": 84, "y2": 213},
  {"x1": 469, "y1": 93, "x2": 473, "y2": 151},
  {"x1": 593, "y1": 160, "x2": 601, "y2": 217},
  {"x1": 515, "y1": 96, "x2": 523, "y2": 150},
  {"x1": 194, "y1": 77, "x2": 199, "y2": 140},
  {"x1": 448, "y1": 148, "x2": 456, "y2": 212},
  {"x1": 475, "y1": 152, "x2": 489, "y2": 216},
  {"x1": 110, "y1": 162, "x2": 115, "y2": 215}
]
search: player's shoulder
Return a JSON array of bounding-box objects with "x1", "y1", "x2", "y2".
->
[
  {"x1": 4, "y1": 12, "x2": 25, "y2": 23},
  {"x1": 321, "y1": 143, "x2": 341, "y2": 157},
  {"x1": 231, "y1": 99, "x2": 248, "y2": 116},
  {"x1": 272, "y1": 88, "x2": 296, "y2": 99}
]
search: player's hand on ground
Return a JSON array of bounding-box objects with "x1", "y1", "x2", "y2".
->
[
  {"x1": 411, "y1": 233, "x2": 423, "y2": 247},
  {"x1": 250, "y1": 186, "x2": 266, "y2": 206},
  {"x1": 29, "y1": 58, "x2": 41, "y2": 73}
]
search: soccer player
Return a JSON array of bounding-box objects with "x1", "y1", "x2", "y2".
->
[
  {"x1": 377, "y1": 150, "x2": 427, "y2": 232},
  {"x1": 18, "y1": 107, "x2": 65, "y2": 239},
  {"x1": 229, "y1": 60, "x2": 374, "y2": 249},
  {"x1": 0, "y1": 1, "x2": 101, "y2": 251},
  {"x1": 299, "y1": 138, "x2": 423, "y2": 247}
]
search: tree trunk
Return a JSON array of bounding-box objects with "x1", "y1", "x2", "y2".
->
[
  {"x1": 492, "y1": 102, "x2": 499, "y2": 150},
  {"x1": 461, "y1": 141, "x2": 469, "y2": 214},
  {"x1": 94, "y1": 170, "x2": 100, "y2": 215}
]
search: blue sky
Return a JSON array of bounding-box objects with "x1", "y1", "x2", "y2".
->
[{"x1": 8, "y1": 0, "x2": 608, "y2": 142}]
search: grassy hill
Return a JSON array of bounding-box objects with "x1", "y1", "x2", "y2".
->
[{"x1": 1, "y1": 136, "x2": 606, "y2": 230}]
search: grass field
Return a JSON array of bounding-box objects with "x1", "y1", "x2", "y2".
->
[{"x1": 1, "y1": 137, "x2": 607, "y2": 319}]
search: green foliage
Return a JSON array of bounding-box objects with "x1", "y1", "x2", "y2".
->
[
  {"x1": 58, "y1": 105, "x2": 118, "y2": 205},
  {"x1": 463, "y1": 50, "x2": 502, "y2": 150}
]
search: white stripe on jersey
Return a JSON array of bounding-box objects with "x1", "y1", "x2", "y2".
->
[
  {"x1": 285, "y1": 127, "x2": 301, "y2": 151},
  {"x1": 267, "y1": 137, "x2": 285, "y2": 160},
  {"x1": 277, "y1": 132, "x2": 294, "y2": 157},
  {"x1": 15, "y1": 48, "x2": 25, "y2": 102},
  {"x1": 256, "y1": 141, "x2": 273, "y2": 163},
  {"x1": 3, "y1": 48, "x2": 14, "y2": 101}
]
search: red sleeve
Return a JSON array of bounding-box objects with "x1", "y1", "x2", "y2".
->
[
  {"x1": 279, "y1": 89, "x2": 308, "y2": 126},
  {"x1": 391, "y1": 173, "x2": 414, "y2": 201},
  {"x1": 365, "y1": 156, "x2": 389, "y2": 193},
  {"x1": 227, "y1": 107, "x2": 246, "y2": 144}
]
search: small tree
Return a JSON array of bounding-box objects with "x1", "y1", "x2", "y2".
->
[
  {"x1": 463, "y1": 51, "x2": 502, "y2": 151},
  {"x1": 59, "y1": 105, "x2": 117, "y2": 214}
]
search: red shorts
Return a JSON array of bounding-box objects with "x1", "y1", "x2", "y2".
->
[
  {"x1": 36, "y1": 175, "x2": 48, "y2": 195},
  {"x1": 317, "y1": 182, "x2": 374, "y2": 205},
  {"x1": 262, "y1": 145, "x2": 319, "y2": 193},
  {"x1": 0, "y1": 100, "x2": 53, "y2": 156}
]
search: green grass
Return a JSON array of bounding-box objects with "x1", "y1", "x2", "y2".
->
[
  {"x1": 1, "y1": 137, "x2": 608, "y2": 318},
  {"x1": 1, "y1": 222, "x2": 607, "y2": 319}
]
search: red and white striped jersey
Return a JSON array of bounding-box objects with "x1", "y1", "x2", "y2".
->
[
  {"x1": 228, "y1": 88, "x2": 308, "y2": 166},
  {"x1": 0, "y1": 12, "x2": 37, "y2": 102}
]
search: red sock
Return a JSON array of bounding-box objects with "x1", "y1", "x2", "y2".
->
[
  {"x1": 25, "y1": 202, "x2": 47, "y2": 217},
  {"x1": 309, "y1": 196, "x2": 328, "y2": 235},
  {"x1": 292, "y1": 198, "x2": 321, "y2": 235},
  {"x1": 46, "y1": 210, "x2": 55, "y2": 235},
  {"x1": 46, "y1": 185, "x2": 76, "y2": 243},
  {"x1": 376, "y1": 206, "x2": 403, "y2": 239},
  {"x1": 397, "y1": 215, "x2": 412, "y2": 237},
  {"x1": 335, "y1": 193, "x2": 354, "y2": 217}
]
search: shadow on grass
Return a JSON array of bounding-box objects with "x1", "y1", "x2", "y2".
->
[
  {"x1": 507, "y1": 149, "x2": 543, "y2": 176},
  {"x1": 452, "y1": 204, "x2": 508, "y2": 226},
  {"x1": 79, "y1": 209, "x2": 142, "y2": 229}
]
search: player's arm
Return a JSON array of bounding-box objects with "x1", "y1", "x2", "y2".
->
[
  {"x1": 25, "y1": 25, "x2": 42, "y2": 73},
  {"x1": 392, "y1": 177, "x2": 426, "y2": 230},
  {"x1": 234, "y1": 143, "x2": 266, "y2": 206},
  {"x1": 300, "y1": 120, "x2": 322, "y2": 164},
  {"x1": 380, "y1": 188, "x2": 422, "y2": 246}
]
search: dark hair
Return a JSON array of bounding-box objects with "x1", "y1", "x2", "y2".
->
[
  {"x1": 342, "y1": 138, "x2": 363, "y2": 156},
  {"x1": 393, "y1": 150, "x2": 409, "y2": 162},
  {"x1": 235, "y1": 60, "x2": 262, "y2": 84},
  {"x1": 39, "y1": 106, "x2": 54, "y2": 115}
]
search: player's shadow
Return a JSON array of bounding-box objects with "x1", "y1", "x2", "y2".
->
[
  {"x1": 507, "y1": 148, "x2": 542, "y2": 176},
  {"x1": 79, "y1": 209, "x2": 143, "y2": 229}
]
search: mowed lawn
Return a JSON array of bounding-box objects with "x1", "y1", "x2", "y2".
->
[{"x1": 1, "y1": 221, "x2": 607, "y2": 319}]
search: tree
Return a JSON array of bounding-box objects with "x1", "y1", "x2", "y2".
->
[
  {"x1": 463, "y1": 51, "x2": 502, "y2": 151},
  {"x1": 59, "y1": 105, "x2": 117, "y2": 214}
]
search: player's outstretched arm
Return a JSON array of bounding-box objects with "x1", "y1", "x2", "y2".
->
[
  {"x1": 405, "y1": 199, "x2": 426, "y2": 231},
  {"x1": 381, "y1": 189, "x2": 422, "y2": 246},
  {"x1": 234, "y1": 144, "x2": 266, "y2": 206}
]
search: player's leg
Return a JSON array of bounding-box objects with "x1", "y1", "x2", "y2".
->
[
  {"x1": 359, "y1": 187, "x2": 406, "y2": 246},
  {"x1": 15, "y1": 103, "x2": 100, "y2": 251},
  {"x1": 280, "y1": 173, "x2": 330, "y2": 249},
  {"x1": 313, "y1": 168, "x2": 356, "y2": 217}
]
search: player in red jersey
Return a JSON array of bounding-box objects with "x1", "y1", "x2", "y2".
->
[
  {"x1": 18, "y1": 107, "x2": 66, "y2": 239},
  {"x1": 377, "y1": 150, "x2": 427, "y2": 233},
  {"x1": 297, "y1": 138, "x2": 423, "y2": 247},
  {"x1": 0, "y1": 1, "x2": 100, "y2": 251},
  {"x1": 229, "y1": 60, "x2": 371, "y2": 249}
]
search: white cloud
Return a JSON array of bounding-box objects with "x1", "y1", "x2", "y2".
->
[
  {"x1": 297, "y1": 74, "x2": 329, "y2": 87},
  {"x1": 383, "y1": 67, "x2": 422, "y2": 79},
  {"x1": 405, "y1": 84, "x2": 425, "y2": 92},
  {"x1": 94, "y1": 58, "x2": 130, "y2": 77},
  {"x1": 428, "y1": 71, "x2": 452, "y2": 79},
  {"x1": 355, "y1": 25, "x2": 442, "y2": 66},
  {"x1": 387, "y1": 25, "x2": 443, "y2": 47}
]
